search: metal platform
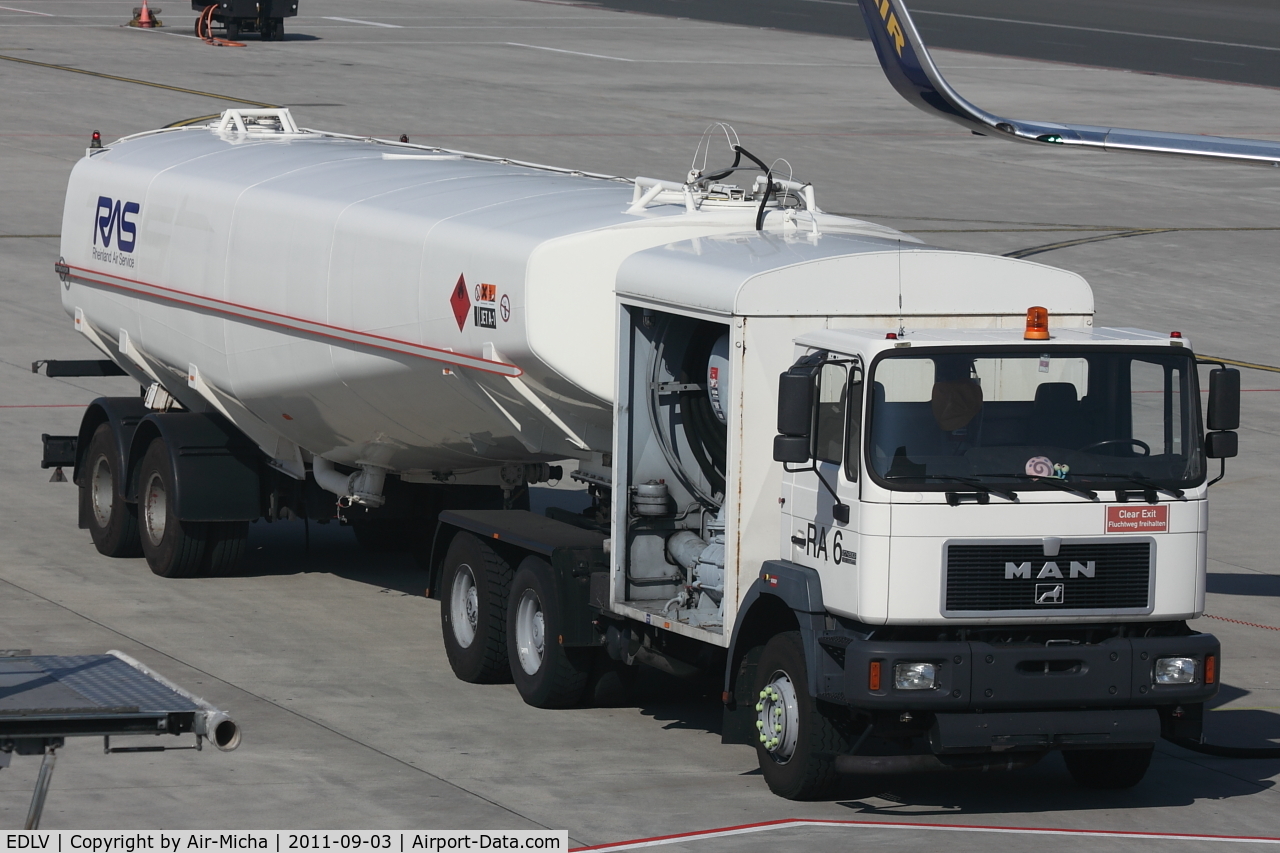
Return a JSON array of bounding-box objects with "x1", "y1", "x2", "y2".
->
[{"x1": 0, "y1": 650, "x2": 239, "y2": 829}]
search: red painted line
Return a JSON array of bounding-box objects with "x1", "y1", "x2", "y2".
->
[
  {"x1": 570, "y1": 817, "x2": 1280, "y2": 850},
  {"x1": 0, "y1": 404, "x2": 85, "y2": 408},
  {"x1": 1204, "y1": 613, "x2": 1280, "y2": 632},
  {"x1": 62, "y1": 264, "x2": 523, "y2": 378}
]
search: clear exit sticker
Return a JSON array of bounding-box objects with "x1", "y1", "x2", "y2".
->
[{"x1": 1106, "y1": 504, "x2": 1168, "y2": 533}]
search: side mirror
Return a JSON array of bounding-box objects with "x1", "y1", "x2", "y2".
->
[
  {"x1": 773, "y1": 434, "x2": 810, "y2": 464},
  {"x1": 1205, "y1": 430, "x2": 1238, "y2": 459},
  {"x1": 777, "y1": 370, "x2": 815, "y2": 437},
  {"x1": 1207, "y1": 367, "x2": 1240, "y2": 431}
]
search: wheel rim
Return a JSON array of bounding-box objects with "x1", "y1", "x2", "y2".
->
[
  {"x1": 449, "y1": 564, "x2": 480, "y2": 649},
  {"x1": 90, "y1": 454, "x2": 113, "y2": 528},
  {"x1": 142, "y1": 471, "x2": 167, "y2": 547},
  {"x1": 514, "y1": 589, "x2": 545, "y2": 676},
  {"x1": 757, "y1": 670, "x2": 800, "y2": 763}
]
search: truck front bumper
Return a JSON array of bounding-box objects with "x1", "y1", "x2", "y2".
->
[{"x1": 824, "y1": 632, "x2": 1219, "y2": 712}]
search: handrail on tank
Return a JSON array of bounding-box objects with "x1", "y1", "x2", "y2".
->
[{"x1": 216, "y1": 108, "x2": 302, "y2": 135}]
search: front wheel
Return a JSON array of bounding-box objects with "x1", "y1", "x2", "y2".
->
[
  {"x1": 507, "y1": 557, "x2": 591, "y2": 708},
  {"x1": 1062, "y1": 747, "x2": 1153, "y2": 789},
  {"x1": 752, "y1": 631, "x2": 849, "y2": 800},
  {"x1": 224, "y1": 19, "x2": 239, "y2": 40}
]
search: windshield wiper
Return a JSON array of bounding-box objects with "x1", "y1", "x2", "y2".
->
[
  {"x1": 885, "y1": 474, "x2": 1018, "y2": 503},
  {"x1": 1076, "y1": 472, "x2": 1185, "y2": 500},
  {"x1": 998, "y1": 474, "x2": 1098, "y2": 501}
]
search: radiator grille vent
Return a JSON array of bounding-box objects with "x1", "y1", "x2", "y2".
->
[{"x1": 945, "y1": 542, "x2": 1151, "y2": 614}]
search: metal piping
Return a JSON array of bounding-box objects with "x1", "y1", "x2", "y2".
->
[{"x1": 107, "y1": 650, "x2": 241, "y2": 751}]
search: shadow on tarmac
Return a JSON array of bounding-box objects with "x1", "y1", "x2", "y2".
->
[
  {"x1": 1207, "y1": 572, "x2": 1280, "y2": 597},
  {"x1": 237, "y1": 518, "x2": 426, "y2": 595}
]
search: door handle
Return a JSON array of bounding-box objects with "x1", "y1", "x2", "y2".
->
[{"x1": 790, "y1": 535, "x2": 806, "y2": 547}]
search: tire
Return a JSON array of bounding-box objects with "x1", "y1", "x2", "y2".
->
[
  {"x1": 1062, "y1": 747, "x2": 1153, "y2": 789},
  {"x1": 752, "y1": 631, "x2": 849, "y2": 800},
  {"x1": 81, "y1": 423, "x2": 143, "y2": 558},
  {"x1": 137, "y1": 438, "x2": 208, "y2": 578},
  {"x1": 440, "y1": 533, "x2": 513, "y2": 684},
  {"x1": 272, "y1": 17, "x2": 284, "y2": 40},
  {"x1": 507, "y1": 557, "x2": 592, "y2": 708},
  {"x1": 224, "y1": 19, "x2": 239, "y2": 40},
  {"x1": 202, "y1": 521, "x2": 248, "y2": 577}
]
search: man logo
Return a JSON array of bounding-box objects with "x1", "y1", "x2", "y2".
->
[
  {"x1": 1005, "y1": 560, "x2": 1096, "y2": 579},
  {"x1": 94, "y1": 196, "x2": 140, "y2": 252},
  {"x1": 1035, "y1": 583, "x2": 1065, "y2": 605}
]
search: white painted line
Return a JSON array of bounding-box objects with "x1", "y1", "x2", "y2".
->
[
  {"x1": 322, "y1": 16, "x2": 403, "y2": 29},
  {"x1": 0, "y1": 5, "x2": 54, "y2": 16},
  {"x1": 911, "y1": 8, "x2": 1280, "y2": 53},
  {"x1": 793, "y1": 0, "x2": 1280, "y2": 51},
  {"x1": 571, "y1": 818, "x2": 1280, "y2": 851},
  {"x1": 506, "y1": 42, "x2": 634, "y2": 61}
]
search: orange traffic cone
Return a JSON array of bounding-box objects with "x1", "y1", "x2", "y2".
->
[{"x1": 137, "y1": 0, "x2": 156, "y2": 27}]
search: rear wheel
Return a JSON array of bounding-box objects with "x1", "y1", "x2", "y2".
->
[
  {"x1": 507, "y1": 557, "x2": 591, "y2": 708},
  {"x1": 440, "y1": 533, "x2": 512, "y2": 683},
  {"x1": 752, "y1": 631, "x2": 849, "y2": 800},
  {"x1": 82, "y1": 423, "x2": 142, "y2": 558},
  {"x1": 224, "y1": 19, "x2": 239, "y2": 40},
  {"x1": 1063, "y1": 747, "x2": 1153, "y2": 789},
  {"x1": 202, "y1": 521, "x2": 248, "y2": 577},
  {"x1": 271, "y1": 17, "x2": 284, "y2": 40},
  {"x1": 138, "y1": 438, "x2": 208, "y2": 578}
]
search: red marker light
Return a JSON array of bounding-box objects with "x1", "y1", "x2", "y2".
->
[
  {"x1": 1170, "y1": 331, "x2": 1182, "y2": 338},
  {"x1": 90, "y1": 131, "x2": 102, "y2": 150},
  {"x1": 885, "y1": 332, "x2": 898, "y2": 340}
]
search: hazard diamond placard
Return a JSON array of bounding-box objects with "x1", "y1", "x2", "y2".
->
[{"x1": 450, "y1": 273, "x2": 471, "y2": 331}]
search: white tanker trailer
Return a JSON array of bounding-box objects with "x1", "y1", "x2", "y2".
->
[{"x1": 39, "y1": 0, "x2": 1277, "y2": 799}]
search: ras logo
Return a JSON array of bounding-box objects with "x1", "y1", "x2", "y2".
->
[{"x1": 94, "y1": 196, "x2": 140, "y2": 252}]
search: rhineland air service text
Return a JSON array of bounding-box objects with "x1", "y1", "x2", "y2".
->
[{"x1": 4, "y1": 834, "x2": 565, "y2": 853}]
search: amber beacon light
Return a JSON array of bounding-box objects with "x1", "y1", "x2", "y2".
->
[{"x1": 1024, "y1": 306, "x2": 1050, "y2": 340}]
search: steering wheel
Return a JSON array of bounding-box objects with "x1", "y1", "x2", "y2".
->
[{"x1": 1079, "y1": 437, "x2": 1151, "y2": 456}]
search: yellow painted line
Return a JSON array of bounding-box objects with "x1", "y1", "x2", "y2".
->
[
  {"x1": 1200, "y1": 356, "x2": 1280, "y2": 374},
  {"x1": 0, "y1": 53, "x2": 275, "y2": 107}
]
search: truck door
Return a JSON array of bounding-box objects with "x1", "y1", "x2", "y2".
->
[{"x1": 781, "y1": 358, "x2": 862, "y2": 573}]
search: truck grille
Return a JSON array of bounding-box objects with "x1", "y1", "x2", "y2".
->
[{"x1": 944, "y1": 542, "x2": 1152, "y2": 614}]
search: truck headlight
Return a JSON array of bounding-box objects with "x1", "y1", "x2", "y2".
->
[
  {"x1": 1154, "y1": 656, "x2": 1197, "y2": 685},
  {"x1": 893, "y1": 662, "x2": 937, "y2": 690}
]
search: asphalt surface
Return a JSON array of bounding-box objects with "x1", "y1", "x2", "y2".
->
[
  {"x1": 577, "y1": 0, "x2": 1280, "y2": 88},
  {"x1": 0, "y1": 0, "x2": 1278, "y2": 846}
]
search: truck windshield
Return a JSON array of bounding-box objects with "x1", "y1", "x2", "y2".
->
[{"x1": 866, "y1": 348, "x2": 1204, "y2": 491}]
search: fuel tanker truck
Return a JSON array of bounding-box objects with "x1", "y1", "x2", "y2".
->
[{"x1": 39, "y1": 0, "x2": 1277, "y2": 799}]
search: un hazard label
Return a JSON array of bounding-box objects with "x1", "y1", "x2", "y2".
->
[{"x1": 1106, "y1": 504, "x2": 1168, "y2": 533}]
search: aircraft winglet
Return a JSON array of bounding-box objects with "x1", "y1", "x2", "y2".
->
[{"x1": 856, "y1": 0, "x2": 1280, "y2": 166}]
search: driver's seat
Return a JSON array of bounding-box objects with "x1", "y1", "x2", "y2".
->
[{"x1": 1029, "y1": 382, "x2": 1086, "y2": 449}]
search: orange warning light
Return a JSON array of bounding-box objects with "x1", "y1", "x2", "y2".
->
[
  {"x1": 1024, "y1": 306, "x2": 1050, "y2": 340},
  {"x1": 1204, "y1": 654, "x2": 1216, "y2": 684},
  {"x1": 869, "y1": 661, "x2": 882, "y2": 691}
]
